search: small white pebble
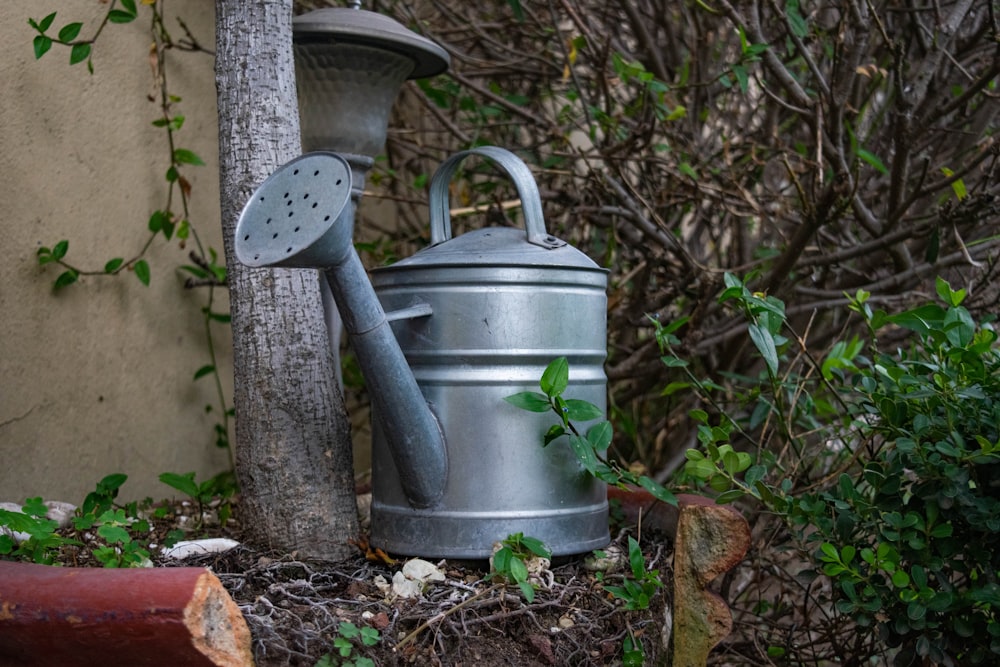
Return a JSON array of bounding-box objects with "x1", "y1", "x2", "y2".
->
[{"x1": 162, "y1": 538, "x2": 239, "y2": 560}]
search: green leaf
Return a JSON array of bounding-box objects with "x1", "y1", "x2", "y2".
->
[
  {"x1": 678, "y1": 162, "x2": 698, "y2": 179},
  {"x1": 539, "y1": 357, "x2": 569, "y2": 397},
  {"x1": 98, "y1": 473, "x2": 127, "y2": 494},
  {"x1": 54, "y1": 269, "x2": 79, "y2": 289},
  {"x1": 857, "y1": 148, "x2": 888, "y2": 175},
  {"x1": 193, "y1": 365, "x2": 215, "y2": 380},
  {"x1": 518, "y1": 580, "x2": 535, "y2": 603},
  {"x1": 732, "y1": 64, "x2": 749, "y2": 94},
  {"x1": 338, "y1": 621, "x2": 360, "y2": 640},
  {"x1": 940, "y1": 167, "x2": 967, "y2": 200},
  {"x1": 744, "y1": 464, "x2": 766, "y2": 488},
  {"x1": 518, "y1": 535, "x2": 552, "y2": 559},
  {"x1": 133, "y1": 259, "x2": 150, "y2": 286},
  {"x1": 159, "y1": 472, "x2": 200, "y2": 498},
  {"x1": 35, "y1": 12, "x2": 58, "y2": 33},
  {"x1": 52, "y1": 239, "x2": 69, "y2": 260},
  {"x1": 907, "y1": 601, "x2": 926, "y2": 621},
  {"x1": 748, "y1": 322, "x2": 779, "y2": 375},
  {"x1": 108, "y1": 10, "x2": 137, "y2": 24},
  {"x1": 819, "y1": 542, "x2": 840, "y2": 562},
  {"x1": 503, "y1": 392, "x2": 551, "y2": 413},
  {"x1": 786, "y1": 0, "x2": 808, "y2": 37},
  {"x1": 568, "y1": 435, "x2": 598, "y2": 474},
  {"x1": 97, "y1": 524, "x2": 130, "y2": 544},
  {"x1": 173, "y1": 148, "x2": 205, "y2": 166},
  {"x1": 586, "y1": 421, "x2": 613, "y2": 452},
  {"x1": 638, "y1": 476, "x2": 677, "y2": 505},
  {"x1": 716, "y1": 489, "x2": 745, "y2": 504},
  {"x1": 689, "y1": 409, "x2": 709, "y2": 424},
  {"x1": 660, "y1": 355, "x2": 689, "y2": 368},
  {"x1": 509, "y1": 555, "x2": 529, "y2": 583},
  {"x1": 69, "y1": 43, "x2": 91, "y2": 66},
  {"x1": 104, "y1": 258, "x2": 124, "y2": 273},
  {"x1": 564, "y1": 399, "x2": 603, "y2": 422},
  {"x1": 148, "y1": 209, "x2": 168, "y2": 233},
  {"x1": 58, "y1": 22, "x2": 83, "y2": 42},
  {"x1": 935, "y1": 276, "x2": 965, "y2": 307},
  {"x1": 542, "y1": 424, "x2": 566, "y2": 446},
  {"x1": 626, "y1": 537, "x2": 644, "y2": 577},
  {"x1": 660, "y1": 381, "x2": 691, "y2": 396},
  {"x1": 507, "y1": 0, "x2": 525, "y2": 21},
  {"x1": 33, "y1": 35, "x2": 53, "y2": 59}
]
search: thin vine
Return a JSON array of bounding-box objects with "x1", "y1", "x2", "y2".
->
[{"x1": 29, "y1": 0, "x2": 234, "y2": 474}]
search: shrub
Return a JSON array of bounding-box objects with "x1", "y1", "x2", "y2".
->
[{"x1": 680, "y1": 277, "x2": 1000, "y2": 665}]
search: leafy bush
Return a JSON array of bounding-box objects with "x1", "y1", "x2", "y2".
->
[{"x1": 679, "y1": 277, "x2": 1000, "y2": 664}]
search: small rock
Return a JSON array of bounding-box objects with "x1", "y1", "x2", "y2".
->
[
  {"x1": 0, "y1": 500, "x2": 78, "y2": 543},
  {"x1": 162, "y1": 538, "x2": 240, "y2": 560},
  {"x1": 558, "y1": 615, "x2": 575, "y2": 629},
  {"x1": 42, "y1": 501, "x2": 76, "y2": 529},
  {"x1": 373, "y1": 575, "x2": 391, "y2": 596},
  {"x1": 391, "y1": 571, "x2": 423, "y2": 599},
  {"x1": 583, "y1": 544, "x2": 626, "y2": 572},
  {"x1": 370, "y1": 611, "x2": 390, "y2": 630},
  {"x1": 402, "y1": 558, "x2": 446, "y2": 584}
]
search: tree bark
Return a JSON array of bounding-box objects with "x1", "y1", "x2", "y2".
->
[{"x1": 214, "y1": 0, "x2": 358, "y2": 560}]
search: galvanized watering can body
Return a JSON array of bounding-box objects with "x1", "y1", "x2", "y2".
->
[
  {"x1": 234, "y1": 146, "x2": 609, "y2": 559},
  {"x1": 370, "y1": 148, "x2": 609, "y2": 558}
]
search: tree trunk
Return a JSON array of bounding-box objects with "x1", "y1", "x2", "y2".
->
[{"x1": 214, "y1": 0, "x2": 358, "y2": 561}]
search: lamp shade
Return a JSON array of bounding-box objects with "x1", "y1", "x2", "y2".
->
[{"x1": 293, "y1": 8, "x2": 449, "y2": 156}]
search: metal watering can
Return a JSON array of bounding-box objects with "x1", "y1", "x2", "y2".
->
[{"x1": 235, "y1": 146, "x2": 609, "y2": 558}]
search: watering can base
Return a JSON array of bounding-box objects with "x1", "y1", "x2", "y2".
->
[{"x1": 370, "y1": 500, "x2": 610, "y2": 560}]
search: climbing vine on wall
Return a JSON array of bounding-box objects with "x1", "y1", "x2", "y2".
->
[{"x1": 28, "y1": 0, "x2": 234, "y2": 472}]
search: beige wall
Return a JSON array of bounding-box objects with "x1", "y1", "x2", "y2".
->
[{"x1": 0, "y1": 1, "x2": 232, "y2": 503}]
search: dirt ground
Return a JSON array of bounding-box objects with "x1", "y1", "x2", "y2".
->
[{"x1": 151, "y1": 498, "x2": 675, "y2": 667}]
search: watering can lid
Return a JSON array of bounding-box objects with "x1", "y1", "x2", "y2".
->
[{"x1": 374, "y1": 226, "x2": 605, "y2": 272}]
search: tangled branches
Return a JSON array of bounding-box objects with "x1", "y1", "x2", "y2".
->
[
  {"x1": 349, "y1": 0, "x2": 1000, "y2": 476},
  {"x1": 172, "y1": 530, "x2": 671, "y2": 666}
]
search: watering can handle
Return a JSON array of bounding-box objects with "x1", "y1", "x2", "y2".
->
[{"x1": 429, "y1": 146, "x2": 566, "y2": 249}]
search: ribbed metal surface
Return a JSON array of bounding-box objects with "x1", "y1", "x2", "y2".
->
[
  {"x1": 370, "y1": 262, "x2": 610, "y2": 558},
  {"x1": 367, "y1": 147, "x2": 610, "y2": 558}
]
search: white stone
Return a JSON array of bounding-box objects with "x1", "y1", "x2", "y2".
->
[
  {"x1": 373, "y1": 575, "x2": 391, "y2": 596},
  {"x1": 161, "y1": 537, "x2": 240, "y2": 560},
  {"x1": 583, "y1": 544, "x2": 626, "y2": 572},
  {"x1": 402, "y1": 558, "x2": 446, "y2": 584},
  {"x1": 391, "y1": 571, "x2": 424, "y2": 599},
  {"x1": 0, "y1": 500, "x2": 78, "y2": 543},
  {"x1": 43, "y1": 501, "x2": 77, "y2": 529}
]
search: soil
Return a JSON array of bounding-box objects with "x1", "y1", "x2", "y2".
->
[{"x1": 70, "y1": 495, "x2": 676, "y2": 667}]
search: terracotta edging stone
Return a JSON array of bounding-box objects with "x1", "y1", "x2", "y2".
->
[
  {"x1": 0, "y1": 561, "x2": 254, "y2": 667},
  {"x1": 672, "y1": 494, "x2": 751, "y2": 667}
]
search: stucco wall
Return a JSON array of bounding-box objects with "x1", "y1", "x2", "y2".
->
[{"x1": 0, "y1": 1, "x2": 231, "y2": 503}]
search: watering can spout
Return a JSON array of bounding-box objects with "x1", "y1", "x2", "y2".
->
[
  {"x1": 234, "y1": 152, "x2": 447, "y2": 509},
  {"x1": 320, "y1": 225, "x2": 448, "y2": 509}
]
